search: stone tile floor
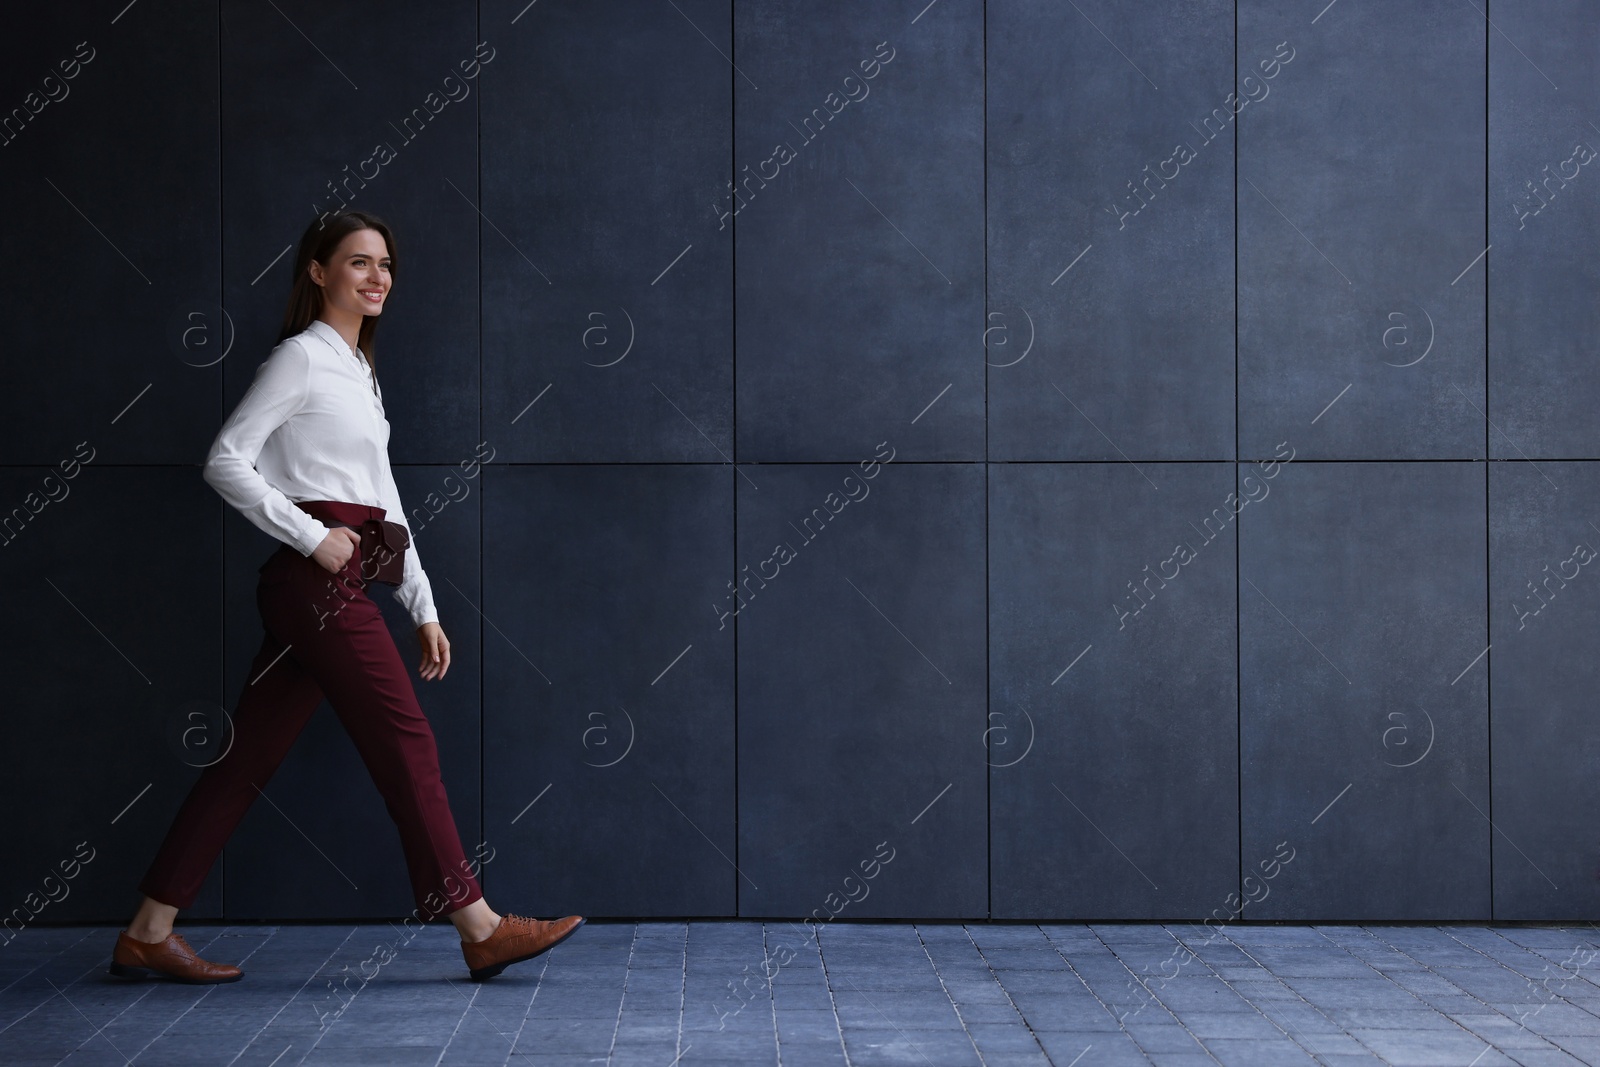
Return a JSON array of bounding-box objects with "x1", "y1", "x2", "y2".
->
[{"x1": 3, "y1": 921, "x2": 1600, "y2": 1065}]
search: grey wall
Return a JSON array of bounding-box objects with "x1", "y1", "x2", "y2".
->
[{"x1": 1, "y1": 0, "x2": 1594, "y2": 925}]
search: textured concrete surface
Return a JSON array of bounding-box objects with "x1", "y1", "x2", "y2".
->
[{"x1": 4, "y1": 921, "x2": 1600, "y2": 1065}]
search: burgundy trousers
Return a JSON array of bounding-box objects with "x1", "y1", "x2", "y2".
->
[{"x1": 139, "y1": 499, "x2": 484, "y2": 922}]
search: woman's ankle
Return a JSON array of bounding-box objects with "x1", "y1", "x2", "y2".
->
[
  {"x1": 127, "y1": 895, "x2": 180, "y2": 943},
  {"x1": 124, "y1": 923, "x2": 172, "y2": 944},
  {"x1": 450, "y1": 901, "x2": 502, "y2": 943}
]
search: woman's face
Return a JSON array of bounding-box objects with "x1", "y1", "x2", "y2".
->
[{"x1": 309, "y1": 228, "x2": 391, "y2": 319}]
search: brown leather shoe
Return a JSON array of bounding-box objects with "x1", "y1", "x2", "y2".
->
[
  {"x1": 461, "y1": 913, "x2": 584, "y2": 981},
  {"x1": 108, "y1": 929, "x2": 243, "y2": 984}
]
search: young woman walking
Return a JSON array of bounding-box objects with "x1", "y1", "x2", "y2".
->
[{"x1": 111, "y1": 210, "x2": 582, "y2": 984}]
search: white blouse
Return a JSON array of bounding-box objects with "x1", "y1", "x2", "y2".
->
[{"x1": 202, "y1": 317, "x2": 439, "y2": 629}]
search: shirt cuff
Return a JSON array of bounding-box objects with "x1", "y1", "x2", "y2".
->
[
  {"x1": 294, "y1": 516, "x2": 330, "y2": 557},
  {"x1": 395, "y1": 570, "x2": 439, "y2": 629}
]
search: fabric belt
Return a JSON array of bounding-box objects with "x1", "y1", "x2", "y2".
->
[
  {"x1": 294, "y1": 499, "x2": 387, "y2": 528},
  {"x1": 292, "y1": 499, "x2": 408, "y2": 587}
]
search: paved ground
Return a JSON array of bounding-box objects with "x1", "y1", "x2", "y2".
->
[{"x1": 3, "y1": 921, "x2": 1600, "y2": 1065}]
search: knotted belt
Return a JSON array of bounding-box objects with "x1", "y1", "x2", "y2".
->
[{"x1": 293, "y1": 499, "x2": 410, "y2": 586}]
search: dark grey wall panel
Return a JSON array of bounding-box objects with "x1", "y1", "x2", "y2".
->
[
  {"x1": 0, "y1": 468, "x2": 221, "y2": 923},
  {"x1": 1489, "y1": 3, "x2": 1600, "y2": 458},
  {"x1": 221, "y1": 466, "x2": 482, "y2": 920},
  {"x1": 0, "y1": 5, "x2": 218, "y2": 465},
  {"x1": 987, "y1": 0, "x2": 1234, "y2": 462},
  {"x1": 221, "y1": 0, "x2": 478, "y2": 463},
  {"x1": 990, "y1": 463, "x2": 1238, "y2": 919},
  {"x1": 737, "y1": 461, "x2": 986, "y2": 918},
  {"x1": 480, "y1": 0, "x2": 731, "y2": 463},
  {"x1": 1239, "y1": 2, "x2": 1484, "y2": 459},
  {"x1": 1489, "y1": 462, "x2": 1600, "y2": 918},
  {"x1": 482, "y1": 465, "x2": 735, "y2": 917},
  {"x1": 1240, "y1": 461, "x2": 1488, "y2": 919},
  {"x1": 15, "y1": 0, "x2": 1600, "y2": 925},
  {"x1": 734, "y1": 2, "x2": 983, "y2": 462}
]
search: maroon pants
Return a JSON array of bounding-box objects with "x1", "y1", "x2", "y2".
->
[{"x1": 139, "y1": 499, "x2": 483, "y2": 922}]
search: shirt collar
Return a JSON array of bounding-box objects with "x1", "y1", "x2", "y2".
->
[
  {"x1": 304, "y1": 318, "x2": 359, "y2": 360},
  {"x1": 303, "y1": 317, "x2": 380, "y2": 399}
]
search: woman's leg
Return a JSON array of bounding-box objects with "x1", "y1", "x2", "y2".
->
[
  {"x1": 258, "y1": 548, "x2": 487, "y2": 924},
  {"x1": 133, "y1": 616, "x2": 327, "y2": 930}
]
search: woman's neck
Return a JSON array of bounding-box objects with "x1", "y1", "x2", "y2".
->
[{"x1": 317, "y1": 310, "x2": 363, "y2": 356}]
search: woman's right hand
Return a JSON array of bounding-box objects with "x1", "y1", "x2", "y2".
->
[{"x1": 310, "y1": 526, "x2": 360, "y2": 574}]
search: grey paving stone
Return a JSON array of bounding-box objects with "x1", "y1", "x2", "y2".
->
[
  {"x1": 1500, "y1": 1051, "x2": 1593, "y2": 1066},
  {"x1": 1032, "y1": 1028, "x2": 1148, "y2": 1063},
  {"x1": 1148, "y1": 1054, "x2": 1224, "y2": 1067},
  {"x1": 1146, "y1": 976, "x2": 1258, "y2": 1013},
  {"x1": 1183, "y1": 942, "x2": 1257, "y2": 964},
  {"x1": 839, "y1": 1028, "x2": 983, "y2": 1066},
  {"x1": 1447, "y1": 971, "x2": 1554, "y2": 1002},
  {"x1": 1005, "y1": 990, "x2": 1120, "y2": 1029},
  {"x1": 1225, "y1": 927, "x2": 1331, "y2": 946},
  {"x1": 504, "y1": 1028, "x2": 620, "y2": 1055},
  {"x1": 1282, "y1": 975, "x2": 1431, "y2": 1009},
  {"x1": 1195, "y1": 1036, "x2": 1320, "y2": 1065},
  {"x1": 1556, "y1": 991, "x2": 1600, "y2": 1014},
  {"x1": 962, "y1": 1020, "x2": 1051, "y2": 1055},
  {"x1": 1222, "y1": 976, "x2": 1305, "y2": 1003},
  {"x1": 1282, "y1": 1029, "x2": 1372, "y2": 1057},
  {"x1": 1344, "y1": 1025, "x2": 1505, "y2": 1065},
  {"x1": 1410, "y1": 991, "x2": 1501, "y2": 1017},
  {"x1": 314, "y1": 1024, "x2": 458, "y2": 1047},
  {"x1": 1451, "y1": 1013, "x2": 1564, "y2": 1048},
  {"x1": 766, "y1": 990, "x2": 837, "y2": 1013},
  {"x1": 678, "y1": 1034, "x2": 781, "y2": 1062},
  {"x1": 1122, "y1": 1018, "x2": 1210, "y2": 1052},
  {"x1": 772, "y1": 1048, "x2": 848, "y2": 1067},
  {"x1": 1385, "y1": 968, "x2": 1470, "y2": 994},
  {"x1": 1232, "y1": 953, "x2": 1375, "y2": 978},
  {"x1": 938, "y1": 976, "x2": 1014, "y2": 1003},
  {"x1": 947, "y1": 1000, "x2": 1025, "y2": 1025},
  {"x1": 298, "y1": 1047, "x2": 443, "y2": 1065},
  {"x1": 834, "y1": 1004, "x2": 967, "y2": 1031},
  {"x1": 831, "y1": 996, "x2": 960, "y2": 1027},
  {"x1": 1517, "y1": 1003, "x2": 1600, "y2": 1036},
  {"x1": 764, "y1": 1049, "x2": 851, "y2": 1067},
  {"x1": 1317, "y1": 1006, "x2": 1468, "y2": 1031},
  {"x1": 1174, "y1": 1010, "x2": 1288, "y2": 1040},
  {"x1": 826, "y1": 971, "x2": 941, "y2": 993}
]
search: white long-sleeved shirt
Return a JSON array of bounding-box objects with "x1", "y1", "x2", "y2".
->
[{"x1": 202, "y1": 317, "x2": 439, "y2": 629}]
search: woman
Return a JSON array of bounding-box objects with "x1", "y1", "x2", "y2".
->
[{"x1": 111, "y1": 210, "x2": 582, "y2": 984}]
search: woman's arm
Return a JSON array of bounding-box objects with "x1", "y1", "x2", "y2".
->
[
  {"x1": 375, "y1": 446, "x2": 439, "y2": 630},
  {"x1": 202, "y1": 340, "x2": 331, "y2": 556}
]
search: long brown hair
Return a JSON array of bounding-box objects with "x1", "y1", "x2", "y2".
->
[{"x1": 276, "y1": 211, "x2": 396, "y2": 389}]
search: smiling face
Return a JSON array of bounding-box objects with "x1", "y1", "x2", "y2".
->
[{"x1": 307, "y1": 227, "x2": 392, "y2": 319}]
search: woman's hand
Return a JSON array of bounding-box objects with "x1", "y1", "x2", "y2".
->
[
  {"x1": 418, "y1": 621, "x2": 451, "y2": 680},
  {"x1": 311, "y1": 527, "x2": 359, "y2": 574}
]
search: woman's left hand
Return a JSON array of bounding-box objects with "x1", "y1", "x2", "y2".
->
[{"x1": 418, "y1": 621, "x2": 451, "y2": 680}]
